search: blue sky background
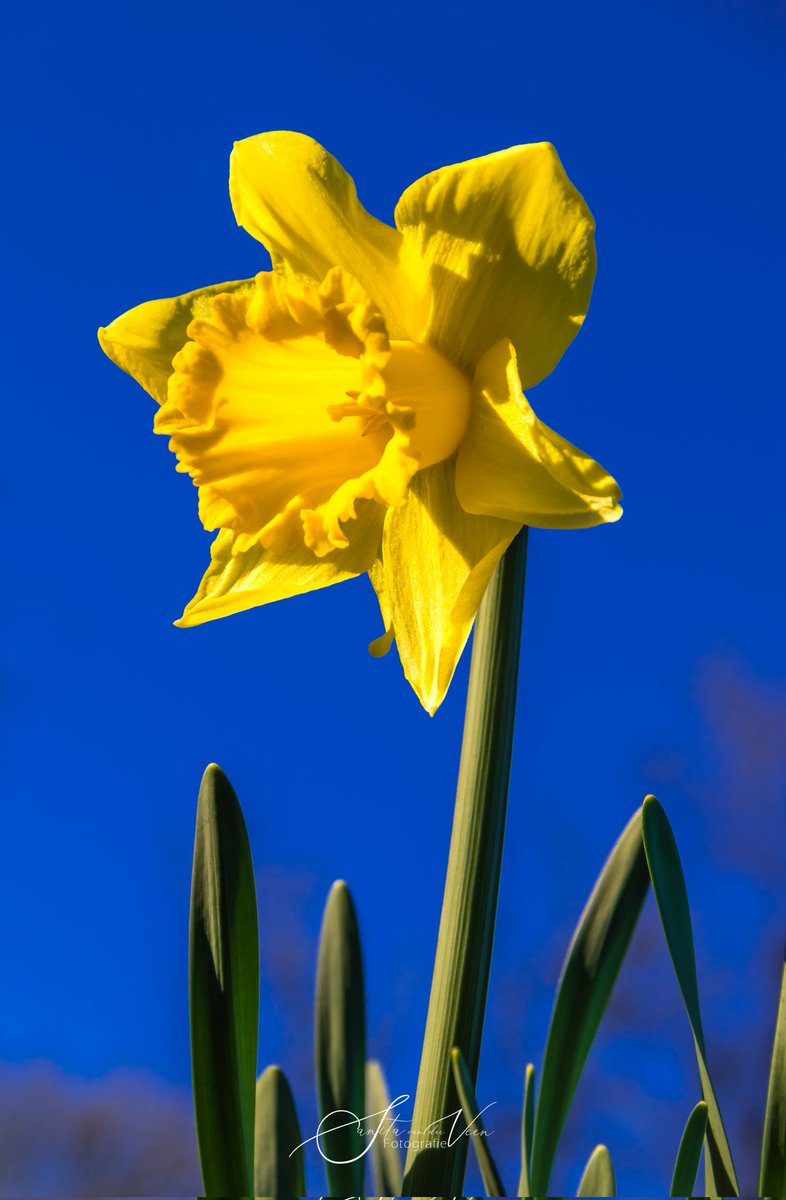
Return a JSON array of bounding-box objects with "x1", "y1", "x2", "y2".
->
[{"x1": 2, "y1": 0, "x2": 786, "y2": 1193}]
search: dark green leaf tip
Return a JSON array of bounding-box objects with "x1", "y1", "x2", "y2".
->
[{"x1": 190, "y1": 759, "x2": 258, "y2": 1198}]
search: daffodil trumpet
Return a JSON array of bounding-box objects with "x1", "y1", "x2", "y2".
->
[{"x1": 99, "y1": 131, "x2": 621, "y2": 715}]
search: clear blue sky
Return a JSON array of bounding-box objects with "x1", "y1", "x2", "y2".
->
[{"x1": 2, "y1": 0, "x2": 785, "y2": 1192}]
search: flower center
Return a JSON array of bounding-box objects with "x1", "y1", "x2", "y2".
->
[
  {"x1": 329, "y1": 339, "x2": 472, "y2": 470},
  {"x1": 381, "y1": 340, "x2": 472, "y2": 468}
]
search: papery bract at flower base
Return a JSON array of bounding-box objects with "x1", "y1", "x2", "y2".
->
[{"x1": 99, "y1": 132, "x2": 621, "y2": 713}]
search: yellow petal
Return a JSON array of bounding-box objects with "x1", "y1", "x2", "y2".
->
[
  {"x1": 395, "y1": 143, "x2": 595, "y2": 386},
  {"x1": 178, "y1": 499, "x2": 384, "y2": 627},
  {"x1": 456, "y1": 340, "x2": 622, "y2": 528},
  {"x1": 230, "y1": 131, "x2": 419, "y2": 338},
  {"x1": 97, "y1": 279, "x2": 255, "y2": 404},
  {"x1": 370, "y1": 460, "x2": 518, "y2": 714}
]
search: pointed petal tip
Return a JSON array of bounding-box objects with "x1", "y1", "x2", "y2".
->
[
  {"x1": 173, "y1": 596, "x2": 203, "y2": 627},
  {"x1": 411, "y1": 673, "x2": 442, "y2": 715},
  {"x1": 173, "y1": 602, "x2": 201, "y2": 628}
]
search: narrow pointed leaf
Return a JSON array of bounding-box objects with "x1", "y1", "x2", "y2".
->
[
  {"x1": 577, "y1": 1144, "x2": 616, "y2": 1197},
  {"x1": 518, "y1": 1062, "x2": 536, "y2": 1197},
  {"x1": 189, "y1": 764, "x2": 259, "y2": 1197},
  {"x1": 254, "y1": 1065, "x2": 305, "y2": 1197},
  {"x1": 366, "y1": 1059, "x2": 403, "y2": 1196},
  {"x1": 529, "y1": 807, "x2": 649, "y2": 1195},
  {"x1": 642, "y1": 795, "x2": 739, "y2": 1197},
  {"x1": 315, "y1": 880, "x2": 366, "y2": 1197},
  {"x1": 450, "y1": 1047, "x2": 506, "y2": 1197},
  {"x1": 760, "y1": 960, "x2": 786, "y2": 1196},
  {"x1": 671, "y1": 1100, "x2": 708, "y2": 1196}
]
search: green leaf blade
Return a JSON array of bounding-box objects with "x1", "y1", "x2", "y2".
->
[
  {"x1": 642, "y1": 795, "x2": 739, "y2": 1197},
  {"x1": 450, "y1": 1046, "x2": 506, "y2": 1197},
  {"x1": 314, "y1": 880, "x2": 366, "y2": 1197},
  {"x1": 254, "y1": 1065, "x2": 305, "y2": 1198},
  {"x1": 529, "y1": 807, "x2": 649, "y2": 1195},
  {"x1": 518, "y1": 1062, "x2": 536, "y2": 1197},
  {"x1": 189, "y1": 763, "x2": 259, "y2": 1197},
  {"x1": 577, "y1": 1144, "x2": 616, "y2": 1197},
  {"x1": 641, "y1": 796, "x2": 705, "y2": 1051},
  {"x1": 760, "y1": 961, "x2": 786, "y2": 1197},
  {"x1": 366, "y1": 1059, "x2": 403, "y2": 1196},
  {"x1": 671, "y1": 1100, "x2": 708, "y2": 1197}
]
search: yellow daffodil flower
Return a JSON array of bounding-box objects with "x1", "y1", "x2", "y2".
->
[{"x1": 99, "y1": 132, "x2": 621, "y2": 713}]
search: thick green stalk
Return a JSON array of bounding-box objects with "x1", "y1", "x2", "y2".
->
[{"x1": 402, "y1": 528, "x2": 528, "y2": 1197}]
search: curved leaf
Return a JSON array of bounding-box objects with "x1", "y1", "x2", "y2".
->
[
  {"x1": 518, "y1": 1062, "x2": 536, "y2": 1197},
  {"x1": 642, "y1": 795, "x2": 739, "y2": 1196},
  {"x1": 254, "y1": 1065, "x2": 305, "y2": 1197},
  {"x1": 577, "y1": 1144, "x2": 616, "y2": 1197},
  {"x1": 366, "y1": 1059, "x2": 403, "y2": 1196},
  {"x1": 760, "y1": 960, "x2": 786, "y2": 1196},
  {"x1": 450, "y1": 1046, "x2": 505, "y2": 1197},
  {"x1": 189, "y1": 764, "x2": 259, "y2": 1197},
  {"x1": 529, "y1": 807, "x2": 649, "y2": 1194},
  {"x1": 671, "y1": 1100, "x2": 708, "y2": 1197},
  {"x1": 315, "y1": 880, "x2": 366, "y2": 1197}
]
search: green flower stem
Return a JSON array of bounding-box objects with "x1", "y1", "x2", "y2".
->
[{"x1": 402, "y1": 528, "x2": 528, "y2": 1197}]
